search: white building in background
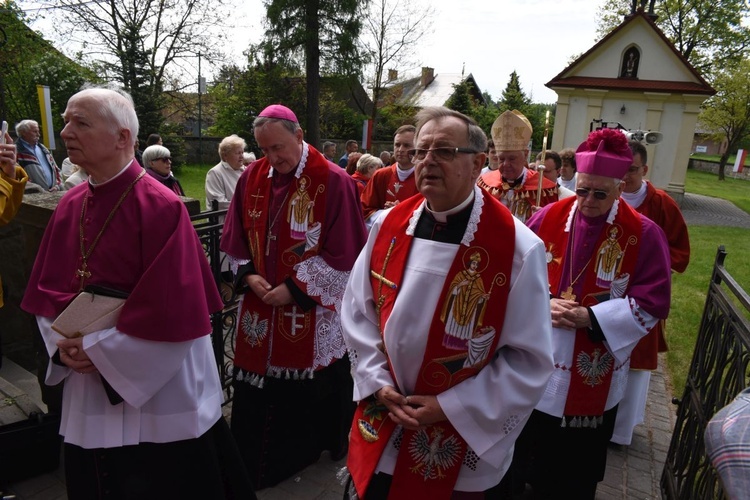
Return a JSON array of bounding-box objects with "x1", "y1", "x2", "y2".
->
[{"x1": 546, "y1": 7, "x2": 714, "y2": 203}]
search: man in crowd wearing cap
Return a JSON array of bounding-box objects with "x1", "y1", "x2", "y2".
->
[
  {"x1": 341, "y1": 106, "x2": 553, "y2": 499},
  {"x1": 477, "y1": 110, "x2": 558, "y2": 223},
  {"x1": 509, "y1": 128, "x2": 672, "y2": 498},
  {"x1": 221, "y1": 104, "x2": 367, "y2": 489},
  {"x1": 360, "y1": 125, "x2": 418, "y2": 226},
  {"x1": 21, "y1": 87, "x2": 254, "y2": 498},
  {"x1": 610, "y1": 140, "x2": 690, "y2": 447}
]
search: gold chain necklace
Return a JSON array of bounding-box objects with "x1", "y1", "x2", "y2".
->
[
  {"x1": 77, "y1": 170, "x2": 146, "y2": 291},
  {"x1": 265, "y1": 190, "x2": 290, "y2": 256},
  {"x1": 560, "y1": 211, "x2": 594, "y2": 302}
]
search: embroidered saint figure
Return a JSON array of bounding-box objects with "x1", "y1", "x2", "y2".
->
[
  {"x1": 595, "y1": 226, "x2": 624, "y2": 287},
  {"x1": 440, "y1": 251, "x2": 490, "y2": 349},
  {"x1": 464, "y1": 326, "x2": 496, "y2": 368},
  {"x1": 288, "y1": 176, "x2": 314, "y2": 239}
]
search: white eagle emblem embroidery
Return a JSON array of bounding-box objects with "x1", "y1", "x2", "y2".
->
[
  {"x1": 241, "y1": 311, "x2": 268, "y2": 347},
  {"x1": 407, "y1": 426, "x2": 462, "y2": 480},
  {"x1": 576, "y1": 348, "x2": 614, "y2": 387}
]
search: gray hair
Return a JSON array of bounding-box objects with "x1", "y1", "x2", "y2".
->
[
  {"x1": 15, "y1": 119, "x2": 38, "y2": 137},
  {"x1": 356, "y1": 153, "x2": 382, "y2": 174},
  {"x1": 218, "y1": 134, "x2": 247, "y2": 160},
  {"x1": 414, "y1": 107, "x2": 487, "y2": 153},
  {"x1": 253, "y1": 116, "x2": 302, "y2": 136},
  {"x1": 243, "y1": 152, "x2": 256, "y2": 163},
  {"x1": 142, "y1": 145, "x2": 170, "y2": 169},
  {"x1": 67, "y1": 85, "x2": 139, "y2": 141}
]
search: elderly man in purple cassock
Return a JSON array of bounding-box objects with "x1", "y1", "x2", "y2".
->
[
  {"x1": 21, "y1": 87, "x2": 255, "y2": 499},
  {"x1": 220, "y1": 104, "x2": 367, "y2": 489},
  {"x1": 511, "y1": 128, "x2": 672, "y2": 499}
]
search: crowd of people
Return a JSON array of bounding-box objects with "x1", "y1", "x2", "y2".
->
[{"x1": 3, "y1": 92, "x2": 696, "y2": 500}]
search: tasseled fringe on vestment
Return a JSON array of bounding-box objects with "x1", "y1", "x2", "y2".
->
[
  {"x1": 235, "y1": 367, "x2": 316, "y2": 388},
  {"x1": 560, "y1": 415, "x2": 605, "y2": 428},
  {"x1": 337, "y1": 467, "x2": 358, "y2": 500}
]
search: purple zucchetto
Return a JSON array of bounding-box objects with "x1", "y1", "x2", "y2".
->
[{"x1": 258, "y1": 104, "x2": 298, "y2": 123}]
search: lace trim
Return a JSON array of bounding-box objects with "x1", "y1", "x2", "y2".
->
[
  {"x1": 313, "y1": 308, "x2": 347, "y2": 369},
  {"x1": 564, "y1": 200, "x2": 577, "y2": 232},
  {"x1": 226, "y1": 255, "x2": 250, "y2": 275},
  {"x1": 607, "y1": 198, "x2": 619, "y2": 224},
  {"x1": 462, "y1": 185, "x2": 484, "y2": 246},
  {"x1": 267, "y1": 141, "x2": 310, "y2": 178},
  {"x1": 405, "y1": 186, "x2": 483, "y2": 246},
  {"x1": 405, "y1": 201, "x2": 423, "y2": 236},
  {"x1": 295, "y1": 255, "x2": 349, "y2": 312}
]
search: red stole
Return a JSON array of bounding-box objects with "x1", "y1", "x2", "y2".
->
[
  {"x1": 348, "y1": 192, "x2": 515, "y2": 499},
  {"x1": 537, "y1": 197, "x2": 643, "y2": 418},
  {"x1": 477, "y1": 168, "x2": 558, "y2": 223},
  {"x1": 236, "y1": 148, "x2": 331, "y2": 377}
]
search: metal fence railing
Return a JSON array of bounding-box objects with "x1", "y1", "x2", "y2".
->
[
  {"x1": 662, "y1": 246, "x2": 750, "y2": 499},
  {"x1": 191, "y1": 207, "x2": 239, "y2": 405}
]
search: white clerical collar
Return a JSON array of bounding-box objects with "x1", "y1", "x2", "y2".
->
[
  {"x1": 396, "y1": 165, "x2": 415, "y2": 181},
  {"x1": 425, "y1": 191, "x2": 475, "y2": 223},
  {"x1": 88, "y1": 159, "x2": 135, "y2": 186},
  {"x1": 621, "y1": 180, "x2": 647, "y2": 209}
]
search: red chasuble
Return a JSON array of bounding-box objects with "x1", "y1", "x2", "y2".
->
[
  {"x1": 536, "y1": 197, "x2": 643, "y2": 419},
  {"x1": 360, "y1": 164, "x2": 418, "y2": 219},
  {"x1": 348, "y1": 191, "x2": 515, "y2": 499},
  {"x1": 477, "y1": 168, "x2": 558, "y2": 223},
  {"x1": 236, "y1": 148, "x2": 331, "y2": 377},
  {"x1": 629, "y1": 182, "x2": 690, "y2": 369}
]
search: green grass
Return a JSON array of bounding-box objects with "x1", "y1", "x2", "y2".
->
[
  {"x1": 685, "y1": 168, "x2": 750, "y2": 214},
  {"x1": 666, "y1": 226, "x2": 750, "y2": 393},
  {"x1": 176, "y1": 163, "x2": 213, "y2": 209}
]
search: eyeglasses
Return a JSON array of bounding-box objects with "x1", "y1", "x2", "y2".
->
[
  {"x1": 408, "y1": 147, "x2": 479, "y2": 163},
  {"x1": 156, "y1": 157, "x2": 172, "y2": 162},
  {"x1": 575, "y1": 187, "x2": 610, "y2": 200}
]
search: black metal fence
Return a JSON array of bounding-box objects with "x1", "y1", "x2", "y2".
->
[
  {"x1": 662, "y1": 246, "x2": 750, "y2": 498},
  {"x1": 191, "y1": 207, "x2": 239, "y2": 405}
]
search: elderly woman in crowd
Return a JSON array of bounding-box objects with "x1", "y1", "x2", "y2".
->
[
  {"x1": 142, "y1": 144, "x2": 185, "y2": 196},
  {"x1": 205, "y1": 134, "x2": 247, "y2": 211},
  {"x1": 344, "y1": 151, "x2": 363, "y2": 176},
  {"x1": 351, "y1": 153, "x2": 382, "y2": 196},
  {"x1": 242, "y1": 152, "x2": 256, "y2": 167}
]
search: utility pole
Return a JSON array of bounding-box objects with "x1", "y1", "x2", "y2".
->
[{"x1": 198, "y1": 51, "x2": 205, "y2": 168}]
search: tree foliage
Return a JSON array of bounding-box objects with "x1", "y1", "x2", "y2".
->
[
  {"x1": 498, "y1": 71, "x2": 531, "y2": 113},
  {"x1": 46, "y1": 0, "x2": 230, "y2": 138},
  {"x1": 0, "y1": 2, "x2": 95, "y2": 135},
  {"x1": 360, "y1": 0, "x2": 434, "y2": 129},
  {"x1": 596, "y1": 0, "x2": 750, "y2": 76},
  {"x1": 259, "y1": 0, "x2": 366, "y2": 147},
  {"x1": 698, "y1": 59, "x2": 750, "y2": 180}
]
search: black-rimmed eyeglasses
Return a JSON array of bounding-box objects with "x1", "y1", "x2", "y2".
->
[
  {"x1": 156, "y1": 157, "x2": 172, "y2": 162},
  {"x1": 575, "y1": 187, "x2": 610, "y2": 200},
  {"x1": 408, "y1": 147, "x2": 479, "y2": 163}
]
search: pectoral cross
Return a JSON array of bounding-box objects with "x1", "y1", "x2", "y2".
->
[
  {"x1": 76, "y1": 262, "x2": 91, "y2": 291},
  {"x1": 265, "y1": 234, "x2": 276, "y2": 256},
  {"x1": 560, "y1": 286, "x2": 576, "y2": 301}
]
